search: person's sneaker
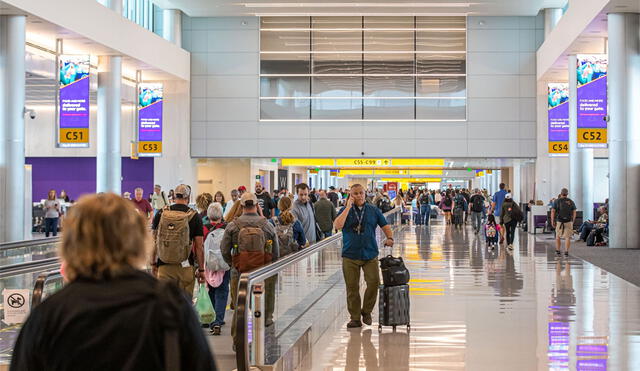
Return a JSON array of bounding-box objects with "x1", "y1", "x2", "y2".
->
[
  {"x1": 347, "y1": 320, "x2": 362, "y2": 328},
  {"x1": 555, "y1": 250, "x2": 562, "y2": 256},
  {"x1": 210, "y1": 325, "x2": 222, "y2": 336},
  {"x1": 564, "y1": 251, "x2": 569, "y2": 257},
  {"x1": 362, "y1": 313, "x2": 372, "y2": 326}
]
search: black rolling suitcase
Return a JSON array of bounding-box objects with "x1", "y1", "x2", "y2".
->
[{"x1": 378, "y1": 284, "x2": 410, "y2": 332}]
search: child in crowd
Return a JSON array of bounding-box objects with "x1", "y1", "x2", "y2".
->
[{"x1": 485, "y1": 214, "x2": 501, "y2": 250}]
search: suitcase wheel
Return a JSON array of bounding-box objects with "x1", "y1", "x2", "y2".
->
[
  {"x1": 407, "y1": 324, "x2": 411, "y2": 332},
  {"x1": 378, "y1": 325, "x2": 382, "y2": 333}
]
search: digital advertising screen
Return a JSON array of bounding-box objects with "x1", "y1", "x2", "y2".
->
[
  {"x1": 548, "y1": 83, "x2": 569, "y2": 156},
  {"x1": 137, "y1": 83, "x2": 163, "y2": 157},
  {"x1": 58, "y1": 55, "x2": 90, "y2": 148},
  {"x1": 576, "y1": 54, "x2": 608, "y2": 148}
]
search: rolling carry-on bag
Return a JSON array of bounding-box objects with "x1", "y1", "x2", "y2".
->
[{"x1": 378, "y1": 284, "x2": 410, "y2": 332}]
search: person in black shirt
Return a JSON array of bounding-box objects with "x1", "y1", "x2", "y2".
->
[
  {"x1": 255, "y1": 182, "x2": 276, "y2": 218},
  {"x1": 152, "y1": 184, "x2": 205, "y2": 296},
  {"x1": 328, "y1": 186, "x2": 340, "y2": 207},
  {"x1": 11, "y1": 193, "x2": 216, "y2": 371},
  {"x1": 469, "y1": 189, "x2": 485, "y2": 234}
]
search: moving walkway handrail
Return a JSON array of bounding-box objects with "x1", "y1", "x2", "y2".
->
[
  {"x1": 32, "y1": 270, "x2": 62, "y2": 308},
  {"x1": 0, "y1": 237, "x2": 60, "y2": 251},
  {"x1": 234, "y1": 207, "x2": 401, "y2": 371}
]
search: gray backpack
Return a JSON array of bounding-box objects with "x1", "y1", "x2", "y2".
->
[{"x1": 274, "y1": 218, "x2": 298, "y2": 258}]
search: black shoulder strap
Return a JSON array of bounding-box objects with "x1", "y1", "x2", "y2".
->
[{"x1": 156, "y1": 281, "x2": 181, "y2": 371}]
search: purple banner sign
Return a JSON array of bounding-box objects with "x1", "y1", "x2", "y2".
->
[
  {"x1": 548, "y1": 83, "x2": 569, "y2": 155},
  {"x1": 577, "y1": 54, "x2": 608, "y2": 148},
  {"x1": 58, "y1": 55, "x2": 90, "y2": 148},
  {"x1": 138, "y1": 83, "x2": 163, "y2": 157}
]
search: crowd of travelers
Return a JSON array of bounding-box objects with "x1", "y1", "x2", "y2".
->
[{"x1": 14, "y1": 178, "x2": 602, "y2": 369}]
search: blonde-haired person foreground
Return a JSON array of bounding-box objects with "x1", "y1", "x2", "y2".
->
[{"x1": 11, "y1": 193, "x2": 217, "y2": 371}]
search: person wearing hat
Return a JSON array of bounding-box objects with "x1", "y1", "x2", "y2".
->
[
  {"x1": 500, "y1": 193, "x2": 522, "y2": 250},
  {"x1": 220, "y1": 192, "x2": 279, "y2": 347},
  {"x1": 237, "y1": 185, "x2": 247, "y2": 196},
  {"x1": 151, "y1": 184, "x2": 205, "y2": 296}
]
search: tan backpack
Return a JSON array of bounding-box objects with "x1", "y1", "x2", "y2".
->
[
  {"x1": 232, "y1": 219, "x2": 273, "y2": 273},
  {"x1": 156, "y1": 207, "x2": 196, "y2": 264}
]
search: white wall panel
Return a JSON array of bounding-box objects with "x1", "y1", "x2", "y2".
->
[
  {"x1": 207, "y1": 53, "x2": 258, "y2": 75},
  {"x1": 207, "y1": 76, "x2": 258, "y2": 97},
  {"x1": 468, "y1": 30, "x2": 519, "y2": 52},
  {"x1": 309, "y1": 139, "x2": 363, "y2": 157},
  {"x1": 191, "y1": 30, "x2": 208, "y2": 53},
  {"x1": 206, "y1": 98, "x2": 258, "y2": 121},
  {"x1": 207, "y1": 30, "x2": 259, "y2": 52},
  {"x1": 191, "y1": 98, "x2": 207, "y2": 121},
  {"x1": 468, "y1": 75, "x2": 519, "y2": 98},
  {"x1": 467, "y1": 52, "x2": 520, "y2": 75},
  {"x1": 468, "y1": 98, "x2": 520, "y2": 122},
  {"x1": 205, "y1": 122, "x2": 259, "y2": 139},
  {"x1": 191, "y1": 77, "x2": 207, "y2": 98},
  {"x1": 189, "y1": 16, "x2": 538, "y2": 158}
]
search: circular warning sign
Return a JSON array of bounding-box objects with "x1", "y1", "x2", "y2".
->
[{"x1": 7, "y1": 293, "x2": 25, "y2": 308}]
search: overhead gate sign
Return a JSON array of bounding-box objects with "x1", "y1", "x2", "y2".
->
[
  {"x1": 576, "y1": 54, "x2": 608, "y2": 148},
  {"x1": 58, "y1": 55, "x2": 90, "y2": 148}
]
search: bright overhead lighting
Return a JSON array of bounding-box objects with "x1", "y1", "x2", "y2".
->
[{"x1": 243, "y1": 2, "x2": 472, "y2": 8}]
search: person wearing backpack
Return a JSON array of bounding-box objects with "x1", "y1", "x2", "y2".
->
[
  {"x1": 376, "y1": 192, "x2": 393, "y2": 214},
  {"x1": 271, "y1": 196, "x2": 306, "y2": 258},
  {"x1": 550, "y1": 188, "x2": 577, "y2": 257},
  {"x1": 469, "y1": 189, "x2": 485, "y2": 234},
  {"x1": 440, "y1": 192, "x2": 454, "y2": 225},
  {"x1": 203, "y1": 203, "x2": 230, "y2": 336},
  {"x1": 418, "y1": 190, "x2": 433, "y2": 226},
  {"x1": 220, "y1": 193, "x2": 279, "y2": 347},
  {"x1": 500, "y1": 194, "x2": 522, "y2": 250},
  {"x1": 151, "y1": 184, "x2": 169, "y2": 217},
  {"x1": 151, "y1": 184, "x2": 205, "y2": 296}
]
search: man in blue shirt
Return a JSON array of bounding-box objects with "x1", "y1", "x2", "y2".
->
[
  {"x1": 491, "y1": 183, "x2": 508, "y2": 243},
  {"x1": 334, "y1": 184, "x2": 394, "y2": 328}
]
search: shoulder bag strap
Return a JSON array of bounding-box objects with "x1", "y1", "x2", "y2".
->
[{"x1": 156, "y1": 281, "x2": 181, "y2": 371}]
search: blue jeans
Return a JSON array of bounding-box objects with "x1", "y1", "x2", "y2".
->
[
  {"x1": 420, "y1": 205, "x2": 431, "y2": 226},
  {"x1": 414, "y1": 208, "x2": 422, "y2": 225},
  {"x1": 208, "y1": 270, "x2": 231, "y2": 326},
  {"x1": 322, "y1": 230, "x2": 333, "y2": 239},
  {"x1": 44, "y1": 217, "x2": 58, "y2": 237},
  {"x1": 471, "y1": 211, "x2": 483, "y2": 232}
]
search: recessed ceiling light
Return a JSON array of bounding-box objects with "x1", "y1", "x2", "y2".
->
[{"x1": 242, "y1": 2, "x2": 471, "y2": 8}]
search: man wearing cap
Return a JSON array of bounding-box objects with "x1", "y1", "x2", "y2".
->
[
  {"x1": 237, "y1": 185, "x2": 247, "y2": 196},
  {"x1": 221, "y1": 192, "x2": 279, "y2": 346},
  {"x1": 151, "y1": 184, "x2": 205, "y2": 296}
]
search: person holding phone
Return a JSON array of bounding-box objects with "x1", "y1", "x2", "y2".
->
[{"x1": 334, "y1": 184, "x2": 394, "y2": 328}]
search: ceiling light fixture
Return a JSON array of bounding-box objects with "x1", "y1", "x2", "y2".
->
[{"x1": 242, "y1": 2, "x2": 472, "y2": 8}]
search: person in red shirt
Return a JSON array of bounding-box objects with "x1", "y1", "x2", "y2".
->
[{"x1": 131, "y1": 187, "x2": 153, "y2": 223}]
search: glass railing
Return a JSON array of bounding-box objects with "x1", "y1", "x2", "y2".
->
[{"x1": 235, "y1": 207, "x2": 402, "y2": 371}]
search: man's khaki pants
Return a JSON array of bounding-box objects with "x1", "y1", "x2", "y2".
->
[
  {"x1": 158, "y1": 264, "x2": 195, "y2": 297},
  {"x1": 342, "y1": 257, "x2": 380, "y2": 321}
]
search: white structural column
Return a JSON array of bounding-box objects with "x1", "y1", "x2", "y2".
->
[
  {"x1": 0, "y1": 15, "x2": 26, "y2": 242},
  {"x1": 568, "y1": 55, "x2": 595, "y2": 221},
  {"x1": 163, "y1": 9, "x2": 182, "y2": 47},
  {"x1": 96, "y1": 55, "x2": 122, "y2": 194},
  {"x1": 513, "y1": 161, "x2": 521, "y2": 203},
  {"x1": 608, "y1": 13, "x2": 640, "y2": 249},
  {"x1": 544, "y1": 8, "x2": 563, "y2": 38}
]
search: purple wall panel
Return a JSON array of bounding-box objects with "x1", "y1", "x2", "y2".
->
[{"x1": 26, "y1": 157, "x2": 154, "y2": 202}]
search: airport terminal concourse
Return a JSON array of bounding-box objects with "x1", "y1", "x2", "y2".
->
[{"x1": 1, "y1": 0, "x2": 639, "y2": 370}]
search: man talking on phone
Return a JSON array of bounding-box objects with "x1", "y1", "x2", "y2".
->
[{"x1": 334, "y1": 184, "x2": 394, "y2": 328}]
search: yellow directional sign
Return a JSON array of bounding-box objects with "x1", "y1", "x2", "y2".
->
[
  {"x1": 336, "y1": 159, "x2": 391, "y2": 167},
  {"x1": 578, "y1": 128, "x2": 607, "y2": 145},
  {"x1": 59, "y1": 128, "x2": 89, "y2": 144},
  {"x1": 548, "y1": 141, "x2": 569, "y2": 154}
]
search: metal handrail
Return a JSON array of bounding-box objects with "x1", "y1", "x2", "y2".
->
[
  {"x1": 234, "y1": 207, "x2": 401, "y2": 371},
  {"x1": 0, "y1": 237, "x2": 60, "y2": 251},
  {"x1": 32, "y1": 270, "x2": 63, "y2": 307},
  {"x1": 0, "y1": 258, "x2": 60, "y2": 278}
]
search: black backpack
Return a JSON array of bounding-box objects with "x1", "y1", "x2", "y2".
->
[
  {"x1": 419, "y1": 194, "x2": 430, "y2": 205},
  {"x1": 556, "y1": 198, "x2": 574, "y2": 223},
  {"x1": 444, "y1": 197, "x2": 452, "y2": 207},
  {"x1": 379, "y1": 255, "x2": 410, "y2": 286},
  {"x1": 472, "y1": 196, "x2": 484, "y2": 212},
  {"x1": 379, "y1": 198, "x2": 392, "y2": 213},
  {"x1": 511, "y1": 203, "x2": 523, "y2": 222}
]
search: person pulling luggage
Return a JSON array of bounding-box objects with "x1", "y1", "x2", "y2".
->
[{"x1": 334, "y1": 184, "x2": 394, "y2": 329}]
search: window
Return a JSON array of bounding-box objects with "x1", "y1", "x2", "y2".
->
[{"x1": 260, "y1": 16, "x2": 467, "y2": 121}]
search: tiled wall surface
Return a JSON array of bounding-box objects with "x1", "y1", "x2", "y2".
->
[{"x1": 184, "y1": 15, "x2": 542, "y2": 158}]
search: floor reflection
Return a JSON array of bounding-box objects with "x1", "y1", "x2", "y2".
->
[{"x1": 309, "y1": 221, "x2": 640, "y2": 370}]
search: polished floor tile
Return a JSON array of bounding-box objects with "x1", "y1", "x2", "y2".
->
[{"x1": 308, "y1": 222, "x2": 640, "y2": 370}]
